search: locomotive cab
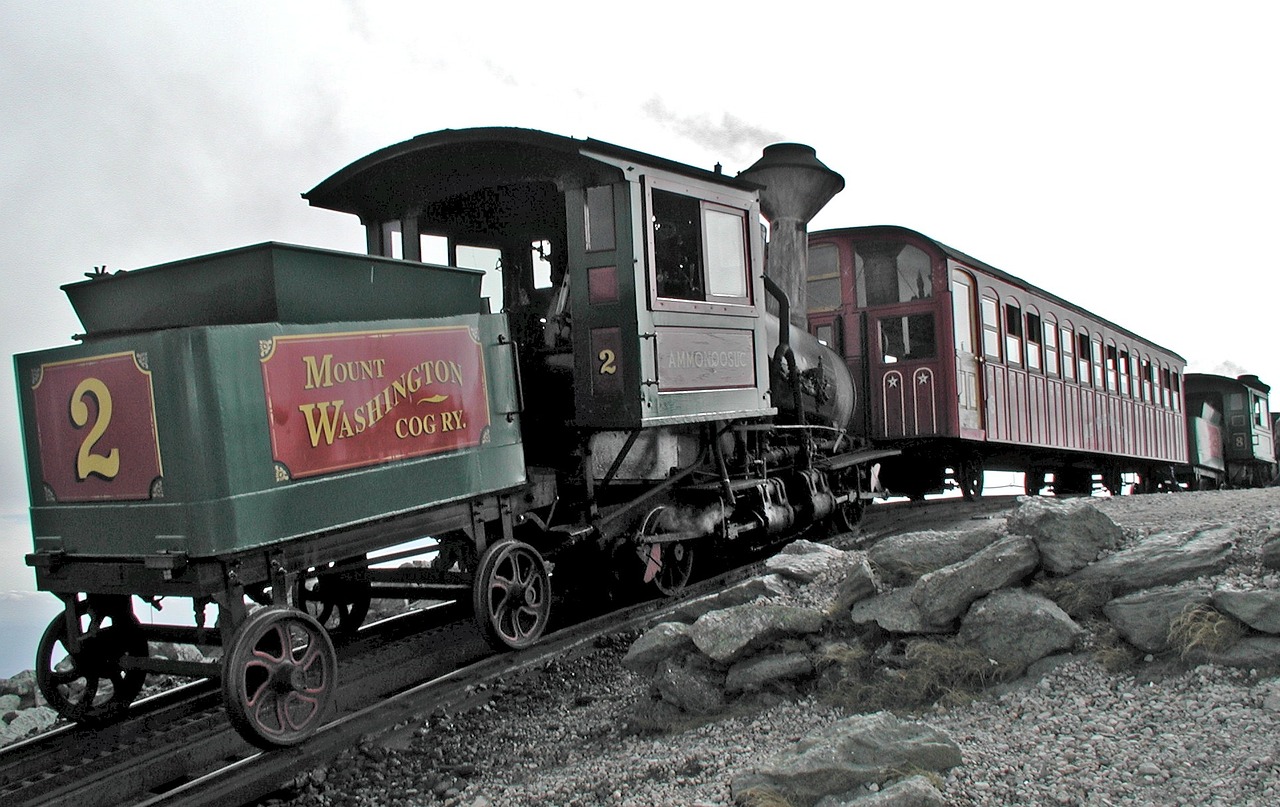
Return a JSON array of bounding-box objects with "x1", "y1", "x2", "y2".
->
[
  {"x1": 305, "y1": 128, "x2": 777, "y2": 445},
  {"x1": 307, "y1": 129, "x2": 882, "y2": 578}
]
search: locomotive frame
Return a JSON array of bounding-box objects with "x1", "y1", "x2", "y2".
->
[{"x1": 16, "y1": 129, "x2": 886, "y2": 748}]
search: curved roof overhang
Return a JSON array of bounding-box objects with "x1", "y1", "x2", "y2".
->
[{"x1": 304, "y1": 127, "x2": 758, "y2": 223}]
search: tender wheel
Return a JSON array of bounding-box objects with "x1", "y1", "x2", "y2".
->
[
  {"x1": 294, "y1": 563, "x2": 371, "y2": 637},
  {"x1": 638, "y1": 505, "x2": 695, "y2": 596},
  {"x1": 36, "y1": 598, "x2": 148, "y2": 725},
  {"x1": 472, "y1": 540, "x2": 552, "y2": 651},
  {"x1": 959, "y1": 457, "x2": 984, "y2": 501},
  {"x1": 222, "y1": 606, "x2": 338, "y2": 749}
]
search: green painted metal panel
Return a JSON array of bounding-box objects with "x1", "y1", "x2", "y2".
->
[
  {"x1": 15, "y1": 312, "x2": 524, "y2": 560},
  {"x1": 63, "y1": 242, "x2": 484, "y2": 335}
]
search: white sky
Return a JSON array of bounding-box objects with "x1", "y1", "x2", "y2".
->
[{"x1": 1, "y1": 0, "x2": 1277, "y2": 597}]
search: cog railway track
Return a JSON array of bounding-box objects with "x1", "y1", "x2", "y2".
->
[{"x1": 1, "y1": 496, "x2": 1020, "y2": 807}]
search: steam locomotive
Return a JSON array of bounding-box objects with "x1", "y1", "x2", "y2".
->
[{"x1": 14, "y1": 128, "x2": 888, "y2": 747}]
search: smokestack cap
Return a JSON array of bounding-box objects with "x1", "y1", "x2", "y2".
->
[{"x1": 740, "y1": 143, "x2": 845, "y2": 223}]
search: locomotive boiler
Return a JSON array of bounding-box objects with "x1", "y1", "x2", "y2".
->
[{"x1": 14, "y1": 128, "x2": 888, "y2": 748}]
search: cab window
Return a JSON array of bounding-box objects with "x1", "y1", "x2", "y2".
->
[{"x1": 651, "y1": 188, "x2": 750, "y2": 306}]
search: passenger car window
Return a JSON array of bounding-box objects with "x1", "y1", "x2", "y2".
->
[
  {"x1": 880, "y1": 313, "x2": 937, "y2": 362},
  {"x1": 1025, "y1": 310, "x2": 1042, "y2": 372},
  {"x1": 981, "y1": 296, "x2": 1000, "y2": 359},
  {"x1": 1004, "y1": 302, "x2": 1023, "y2": 365},
  {"x1": 807, "y1": 243, "x2": 841, "y2": 312},
  {"x1": 855, "y1": 241, "x2": 932, "y2": 306}
]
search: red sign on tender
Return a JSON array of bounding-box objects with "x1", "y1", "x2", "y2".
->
[
  {"x1": 31, "y1": 352, "x2": 163, "y2": 502},
  {"x1": 261, "y1": 326, "x2": 491, "y2": 479}
]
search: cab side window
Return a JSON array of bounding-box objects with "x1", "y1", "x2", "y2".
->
[{"x1": 651, "y1": 187, "x2": 750, "y2": 307}]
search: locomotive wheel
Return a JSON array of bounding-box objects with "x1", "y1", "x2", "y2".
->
[
  {"x1": 36, "y1": 599, "x2": 148, "y2": 725},
  {"x1": 472, "y1": 540, "x2": 551, "y2": 651},
  {"x1": 958, "y1": 458, "x2": 984, "y2": 501},
  {"x1": 832, "y1": 496, "x2": 866, "y2": 532},
  {"x1": 831, "y1": 472, "x2": 866, "y2": 532},
  {"x1": 222, "y1": 606, "x2": 338, "y2": 749},
  {"x1": 638, "y1": 505, "x2": 695, "y2": 596},
  {"x1": 294, "y1": 563, "x2": 371, "y2": 638}
]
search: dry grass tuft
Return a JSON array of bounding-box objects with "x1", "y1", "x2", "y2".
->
[
  {"x1": 823, "y1": 637, "x2": 1002, "y2": 712},
  {"x1": 1091, "y1": 624, "x2": 1140, "y2": 672},
  {"x1": 1167, "y1": 604, "x2": 1244, "y2": 659},
  {"x1": 734, "y1": 787, "x2": 797, "y2": 807},
  {"x1": 1032, "y1": 578, "x2": 1114, "y2": 618}
]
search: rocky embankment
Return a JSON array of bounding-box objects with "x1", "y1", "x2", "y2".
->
[
  {"x1": 275, "y1": 488, "x2": 1280, "y2": 807},
  {"x1": 11, "y1": 489, "x2": 1280, "y2": 805}
]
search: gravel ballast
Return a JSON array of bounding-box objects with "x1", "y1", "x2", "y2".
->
[{"x1": 273, "y1": 488, "x2": 1280, "y2": 807}]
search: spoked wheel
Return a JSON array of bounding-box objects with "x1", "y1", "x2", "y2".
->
[
  {"x1": 958, "y1": 457, "x2": 984, "y2": 501},
  {"x1": 638, "y1": 505, "x2": 696, "y2": 597},
  {"x1": 294, "y1": 562, "x2": 371, "y2": 638},
  {"x1": 472, "y1": 540, "x2": 552, "y2": 651},
  {"x1": 36, "y1": 597, "x2": 148, "y2": 725},
  {"x1": 222, "y1": 606, "x2": 338, "y2": 749},
  {"x1": 831, "y1": 471, "x2": 866, "y2": 532}
]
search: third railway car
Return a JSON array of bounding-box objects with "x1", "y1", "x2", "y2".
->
[
  {"x1": 1178, "y1": 372, "x2": 1277, "y2": 489},
  {"x1": 806, "y1": 225, "x2": 1188, "y2": 498}
]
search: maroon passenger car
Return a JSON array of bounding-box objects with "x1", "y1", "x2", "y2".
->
[{"x1": 806, "y1": 225, "x2": 1187, "y2": 498}]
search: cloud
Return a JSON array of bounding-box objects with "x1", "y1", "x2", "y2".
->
[{"x1": 641, "y1": 98, "x2": 784, "y2": 165}]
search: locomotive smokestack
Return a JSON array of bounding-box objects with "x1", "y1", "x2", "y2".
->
[{"x1": 740, "y1": 143, "x2": 844, "y2": 329}]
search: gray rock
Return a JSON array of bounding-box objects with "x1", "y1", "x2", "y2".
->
[
  {"x1": 1189, "y1": 636, "x2": 1280, "y2": 669},
  {"x1": 1259, "y1": 530, "x2": 1280, "y2": 570},
  {"x1": 0, "y1": 670, "x2": 37, "y2": 709},
  {"x1": 0, "y1": 694, "x2": 20, "y2": 714},
  {"x1": 814, "y1": 775, "x2": 948, "y2": 807},
  {"x1": 651, "y1": 656, "x2": 725, "y2": 714},
  {"x1": 851, "y1": 587, "x2": 949, "y2": 635},
  {"x1": 0, "y1": 706, "x2": 56, "y2": 746},
  {"x1": 779, "y1": 549, "x2": 879, "y2": 616},
  {"x1": 726, "y1": 652, "x2": 814, "y2": 693},
  {"x1": 1067, "y1": 526, "x2": 1236, "y2": 596},
  {"x1": 664, "y1": 574, "x2": 791, "y2": 624},
  {"x1": 911, "y1": 535, "x2": 1040, "y2": 627},
  {"x1": 767, "y1": 543, "x2": 851, "y2": 583},
  {"x1": 622, "y1": 622, "x2": 695, "y2": 677},
  {"x1": 730, "y1": 711, "x2": 960, "y2": 807},
  {"x1": 868, "y1": 526, "x2": 1005, "y2": 586},
  {"x1": 1213, "y1": 588, "x2": 1280, "y2": 634},
  {"x1": 958, "y1": 589, "x2": 1085, "y2": 678},
  {"x1": 1257, "y1": 679, "x2": 1280, "y2": 711},
  {"x1": 780, "y1": 538, "x2": 849, "y2": 559},
  {"x1": 1103, "y1": 585, "x2": 1213, "y2": 653},
  {"x1": 1006, "y1": 496, "x2": 1124, "y2": 574},
  {"x1": 688, "y1": 602, "x2": 827, "y2": 664}
]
